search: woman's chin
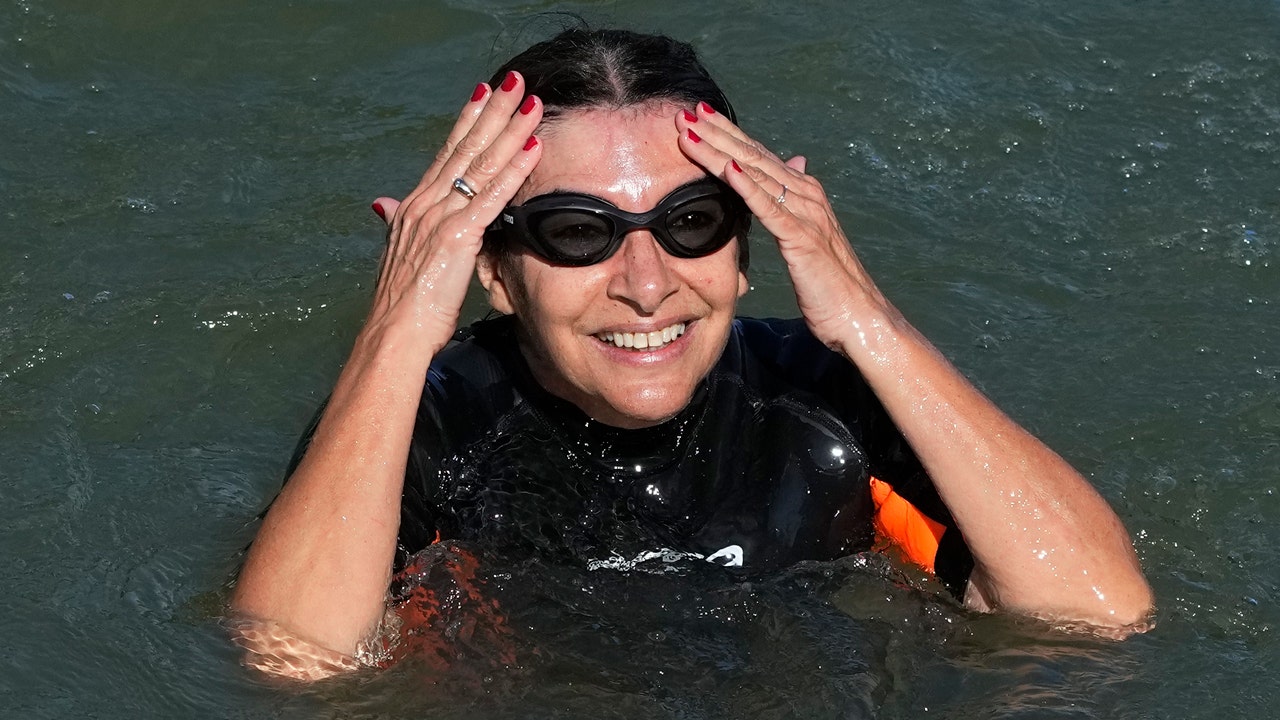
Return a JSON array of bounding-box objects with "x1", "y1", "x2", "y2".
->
[{"x1": 586, "y1": 387, "x2": 693, "y2": 429}]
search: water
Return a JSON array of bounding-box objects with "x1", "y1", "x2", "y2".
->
[{"x1": 2, "y1": 0, "x2": 1277, "y2": 716}]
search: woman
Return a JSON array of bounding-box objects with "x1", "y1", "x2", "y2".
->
[{"x1": 231, "y1": 27, "x2": 1153, "y2": 674}]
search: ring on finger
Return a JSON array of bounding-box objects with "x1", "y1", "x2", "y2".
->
[
  {"x1": 776, "y1": 185, "x2": 788, "y2": 204},
  {"x1": 452, "y1": 177, "x2": 478, "y2": 200}
]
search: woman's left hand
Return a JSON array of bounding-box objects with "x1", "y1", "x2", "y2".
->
[
  {"x1": 676, "y1": 103, "x2": 893, "y2": 354},
  {"x1": 677, "y1": 103, "x2": 1154, "y2": 631}
]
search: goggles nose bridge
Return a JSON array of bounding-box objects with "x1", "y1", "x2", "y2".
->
[
  {"x1": 607, "y1": 210, "x2": 667, "y2": 246},
  {"x1": 612, "y1": 223, "x2": 670, "y2": 261}
]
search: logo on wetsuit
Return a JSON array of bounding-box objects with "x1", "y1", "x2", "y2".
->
[
  {"x1": 586, "y1": 544, "x2": 745, "y2": 572},
  {"x1": 705, "y1": 544, "x2": 744, "y2": 567}
]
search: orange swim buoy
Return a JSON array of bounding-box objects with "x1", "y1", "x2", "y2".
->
[{"x1": 869, "y1": 476, "x2": 947, "y2": 575}]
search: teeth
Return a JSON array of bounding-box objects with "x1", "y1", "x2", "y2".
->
[{"x1": 598, "y1": 322, "x2": 687, "y2": 351}]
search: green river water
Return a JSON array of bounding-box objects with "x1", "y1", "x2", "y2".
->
[{"x1": 2, "y1": 1, "x2": 1278, "y2": 717}]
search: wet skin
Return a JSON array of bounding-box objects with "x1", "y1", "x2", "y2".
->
[
  {"x1": 232, "y1": 71, "x2": 1153, "y2": 677},
  {"x1": 478, "y1": 105, "x2": 748, "y2": 430}
]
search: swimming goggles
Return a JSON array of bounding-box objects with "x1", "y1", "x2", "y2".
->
[{"x1": 485, "y1": 178, "x2": 749, "y2": 266}]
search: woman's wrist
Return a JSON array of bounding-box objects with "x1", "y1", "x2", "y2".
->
[
  {"x1": 353, "y1": 307, "x2": 456, "y2": 366},
  {"x1": 813, "y1": 281, "x2": 915, "y2": 368}
]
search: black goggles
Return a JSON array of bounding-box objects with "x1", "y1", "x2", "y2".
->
[{"x1": 485, "y1": 178, "x2": 749, "y2": 267}]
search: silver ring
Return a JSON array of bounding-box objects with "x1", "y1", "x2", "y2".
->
[
  {"x1": 777, "y1": 185, "x2": 788, "y2": 204},
  {"x1": 452, "y1": 177, "x2": 477, "y2": 200}
]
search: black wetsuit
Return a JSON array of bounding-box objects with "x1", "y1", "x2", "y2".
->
[{"x1": 355, "y1": 314, "x2": 975, "y2": 597}]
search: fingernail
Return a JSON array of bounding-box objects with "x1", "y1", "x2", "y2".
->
[
  {"x1": 500, "y1": 71, "x2": 518, "y2": 92},
  {"x1": 682, "y1": 109, "x2": 697, "y2": 123},
  {"x1": 699, "y1": 101, "x2": 717, "y2": 115},
  {"x1": 519, "y1": 95, "x2": 537, "y2": 115},
  {"x1": 731, "y1": 160, "x2": 743, "y2": 173},
  {"x1": 524, "y1": 135, "x2": 538, "y2": 151},
  {"x1": 687, "y1": 128, "x2": 701, "y2": 143},
  {"x1": 371, "y1": 201, "x2": 386, "y2": 220},
  {"x1": 470, "y1": 83, "x2": 487, "y2": 103}
]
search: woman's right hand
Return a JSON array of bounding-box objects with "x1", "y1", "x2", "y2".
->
[
  {"x1": 363, "y1": 71, "x2": 543, "y2": 355},
  {"x1": 230, "y1": 73, "x2": 544, "y2": 668}
]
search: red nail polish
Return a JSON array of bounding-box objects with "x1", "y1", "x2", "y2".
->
[
  {"x1": 523, "y1": 135, "x2": 538, "y2": 151},
  {"x1": 371, "y1": 201, "x2": 386, "y2": 220},
  {"x1": 519, "y1": 95, "x2": 537, "y2": 115},
  {"x1": 682, "y1": 109, "x2": 697, "y2": 123},
  {"x1": 731, "y1": 160, "x2": 742, "y2": 173},
  {"x1": 470, "y1": 83, "x2": 487, "y2": 102},
  {"x1": 686, "y1": 128, "x2": 701, "y2": 143},
  {"x1": 699, "y1": 101, "x2": 717, "y2": 115},
  {"x1": 500, "y1": 71, "x2": 518, "y2": 92}
]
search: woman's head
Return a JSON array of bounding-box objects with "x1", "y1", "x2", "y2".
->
[
  {"x1": 475, "y1": 28, "x2": 750, "y2": 429},
  {"x1": 483, "y1": 27, "x2": 748, "y2": 272}
]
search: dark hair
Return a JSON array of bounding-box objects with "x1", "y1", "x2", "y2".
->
[
  {"x1": 483, "y1": 27, "x2": 750, "y2": 271},
  {"x1": 488, "y1": 28, "x2": 737, "y2": 122}
]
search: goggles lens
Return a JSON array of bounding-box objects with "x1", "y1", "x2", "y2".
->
[{"x1": 487, "y1": 178, "x2": 747, "y2": 266}]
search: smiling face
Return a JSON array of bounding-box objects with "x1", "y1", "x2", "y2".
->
[{"x1": 477, "y1": 104, "x2": 748, "y2": 429}]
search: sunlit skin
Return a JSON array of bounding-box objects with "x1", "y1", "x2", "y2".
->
[
  {"x1": 230, "y1": 67, "x2": 1153, "y2": 681},
  {"x1": 477, "y1": 105, "x2": 748, "y2": 429}
]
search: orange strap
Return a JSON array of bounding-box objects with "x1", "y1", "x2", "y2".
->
[{"x1": 870, "y1": 476, "x2": 946, "y2": 575}]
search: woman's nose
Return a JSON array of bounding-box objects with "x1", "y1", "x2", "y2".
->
[{"x1": 605, "y1": 231, "x2": 680, "y2": 313}]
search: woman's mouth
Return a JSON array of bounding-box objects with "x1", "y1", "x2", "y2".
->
[{"x1": 595, "y1": 322, "x2": 687, "y2": 350}]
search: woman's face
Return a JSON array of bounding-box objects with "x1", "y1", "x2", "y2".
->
[{"x1": 478, "y1": 103, "x2": 748, "y2": 429}]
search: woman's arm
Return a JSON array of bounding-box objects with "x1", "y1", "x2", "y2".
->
[
  {"x1": 230, "y1": 74, "x2": 544, "y2": 661},
  {"x1": 678, "y1": 104, "x2": 1152, "y2": 630}
]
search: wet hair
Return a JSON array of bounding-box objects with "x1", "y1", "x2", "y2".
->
[
  {"x1": 486, "y1": 27, "x2": 737, "y2": 123},
  {"x1": 482, "y1": 27, "x2": 750, "y2": 271}
]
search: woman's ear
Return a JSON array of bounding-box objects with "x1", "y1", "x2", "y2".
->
[{"x1": 476, "y1": 252, "x2": 517, "y2": 315}]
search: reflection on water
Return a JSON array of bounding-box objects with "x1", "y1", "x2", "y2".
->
[
  {"x1": 234, "y1": 547, "x2": 899, "y2": 718},
  {"x1": 2, "y1": 0, "x2": 1278, "y2": 717},
  {"x1": 228, "y1": 545, "x2": 1148, "y2": 718},
  {"x1": 227, "y1": 617, "x2": 363, "y2": 682}
]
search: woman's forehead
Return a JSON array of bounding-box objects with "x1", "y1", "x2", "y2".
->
[{"x1": 518, "y1": 103, "x2": 705, "y2": 210}]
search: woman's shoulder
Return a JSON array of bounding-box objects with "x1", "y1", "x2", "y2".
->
[
  {"x1": 727, "y1": 316, "x2": 848, "y2": 385},
  {"x1": 429, "y1": 315, "x2": 519, "y2": 385},
  {"x1": 421, "y1": 315, "x2": 526, "y2": 427},
  {"x1": 731, "y1": 315, "x2": 809, "y2": 339}
]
